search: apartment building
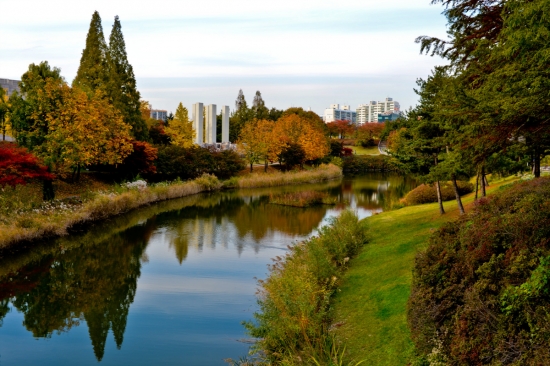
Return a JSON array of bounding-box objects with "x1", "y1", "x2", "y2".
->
[
  {"x1": 0, "y1": 79, "x2": 20, "y2": 96},
  {"x1": 357, "y1": 97, "x2": 400, "y2": 124},
  {"x1": 323, "y1": 104, "x2": 357, "y2": 123},
  {"x1": 150, "y1": 109, "x2": 168, "y2": 121}
]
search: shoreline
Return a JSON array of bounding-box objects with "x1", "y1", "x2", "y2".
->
[{"x1": 0, "y1": 164, "x2": 342, "y2": 251}]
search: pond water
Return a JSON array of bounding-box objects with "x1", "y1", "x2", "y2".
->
[{"x1": 0, "y1": 173, "x2": 416, "y2": 366}]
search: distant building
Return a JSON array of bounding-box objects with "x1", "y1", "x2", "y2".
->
[
  {"x1": 150, "y1": 109, "x2": 167, "y2": 121},
  {"x1": 377, "y1": 111, "x2": 401, "y2": 122},
  {"x1": 0, "y1": 78, "x2": 21, "y2": 96},
  {"x1": 324, "y1": 104, "x2": 357, "y2": 123},
  {"x1": 357, "y1": 97, "x2": 400, "y2": 124}
]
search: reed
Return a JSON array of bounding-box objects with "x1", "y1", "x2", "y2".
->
[
  {"x1": 270, "y1": 191, "x2": 337, "y2": 208},
  {"x1": 233, "y1": 164, "x2": 342, "y2": 189}
]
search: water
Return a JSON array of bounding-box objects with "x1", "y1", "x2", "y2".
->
[{"x1": 0, "y1": 173, "x2": 416, "y2": 366}]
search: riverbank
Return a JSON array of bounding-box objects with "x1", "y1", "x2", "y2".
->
[
  {"x1": 331, "y1": 175, "x2": 520, "y2": 365},
  {"x1": 0, "y1": 164, "x2": 342, "y2": 249}
]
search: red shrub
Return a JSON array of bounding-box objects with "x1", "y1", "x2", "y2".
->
[{"x1": 0, "y1": 144, "x2": 54, "y2": 187}]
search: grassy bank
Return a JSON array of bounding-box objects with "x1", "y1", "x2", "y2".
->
[
  {"x1": 240, "y1": 210, "x2": 369, "y2": 365},
  {"x1": 0, "y1": 164, "x2": 342, "y2": 249},
  {"x1": 331, "y1": 175, "x2": 520, "y2": 365}
]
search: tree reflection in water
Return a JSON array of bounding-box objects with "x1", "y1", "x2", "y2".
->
[
  {"x1": 0, "y1": 173, "x2": 415, "y2": 363},
  {"x1": 0, "y1": 221, "x2": 152, "y2": 361}
]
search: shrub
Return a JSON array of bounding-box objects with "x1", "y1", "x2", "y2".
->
[
  {"x1": 402, "y1": 181, "x2": 473, "y2": 205},
  {"x1": 155, "y1": 145, "x2": 244, "y2": 181},
  {"x1": 408, "y1": 177, "x2": 550, "y2": 365}
]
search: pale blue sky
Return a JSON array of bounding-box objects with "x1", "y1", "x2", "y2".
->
[{"x1": 1, "y1": 0, "x2": 448, "y2": 115}]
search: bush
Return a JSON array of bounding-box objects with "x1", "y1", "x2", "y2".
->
[
  {"x1": 402, "y1": 181, "x2": 473, "y2": 205},
  {"x1": 408, "y1": 177, "x2": 550, "y2": 365},
  {"x1": 155, "y1": 145, "x2": 244, "y2": 181}
]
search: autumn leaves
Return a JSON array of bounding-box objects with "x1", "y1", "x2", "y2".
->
[{"x1": 237, "y1": 114, "x2": 329, "y2": 172}]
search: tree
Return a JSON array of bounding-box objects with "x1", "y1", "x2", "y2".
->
[
  {"x1": 107, "y1": 15, "x2": 149, "y2": 141},
  {"x1": 73, "y1": 11, "x2": 109, "y2": 94},
  {"x1": 355, "y1": 123, "x2": 384, "y2": 147},
  {"x1": 10, "y1": 62, "x2": 64, "y2": 150},
  {"x1": 165, "y1": 103, "x2": 195, "y2": 148},
  {"x1": 252, "y1": 91, "x2": 269, "y2": 120},
  {"x1": 37, "y1": 80, "x2": 133, "y2": 180},
  {"x1": 237, "y1": 119, "x2": 264, "y2": 172},
  {"x1": 272, "y1": 114, "x2": 329, "y2": 165},
  {"x1": 0, "y1": 88, "x2": 10, "y2": 141},
  {"x1": 230, "y1": 89, "x2": 253, "y2": 142},
  {"x1": 282, "y1": 107, "x2": 328, "y2": 135},
  {"x1": 326, "y1": 120, "x2": 354, "y2": 139},
  {"x1": 0, "y1": 144, "x2": 54, "y2": 188}
]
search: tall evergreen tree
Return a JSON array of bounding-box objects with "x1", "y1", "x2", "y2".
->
[
  {"x1": 107, "y1": 15, "x2": 149, "y2": 141},
  {"x1": 73, "y1": 11, "x2": 109, "y2": 94},
  {"x1": 252, "y1": 90, "x2": 269, "y2": 120},
  {"x1": 230, "y1": 89, "x2": 252, "y2": 142}
]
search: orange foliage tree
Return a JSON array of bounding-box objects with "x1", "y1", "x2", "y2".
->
[{"x1": 272, "y1": 114, "x2": 329, "y2": 164}]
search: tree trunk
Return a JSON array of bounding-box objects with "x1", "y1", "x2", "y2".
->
[
  {"x1": 435, "y1": 180, "x2": 445, "y2": 215},
  {"x1": 475, "y1": 170, "x2": 480, "y2": 200},
  {"x1": 451, "y1": 174, "x2": 465, "y2": 215},
  {"x1": 43, "y1": 179, "x2": 55, "y2": 201},
  {"x1": 534, "y1": 147, "x2": 541, "y2": 178},
  {"x1": 434, "y1": 155, "x2": 445, "y2": 215},
  {"x1": 76, "y1": 164, "x2": 81, "y2": 182},
  {"x1": 481, "y1": 166, "x2": 487, "y2": 197},
  {"x1": 250, "y1": 162, "x2": 253, "y2": 173}
]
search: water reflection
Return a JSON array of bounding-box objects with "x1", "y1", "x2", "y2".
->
[{"x1": 0, "y1": 173, "x2": 415, "y2": 365}]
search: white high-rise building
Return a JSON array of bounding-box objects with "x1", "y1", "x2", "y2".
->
[
  {"x1": 357, "y1": 98, "x2": 400, "y2": 124},
  {"x1": 324, "y1": 104, "x2": 357, "y2": 123}
]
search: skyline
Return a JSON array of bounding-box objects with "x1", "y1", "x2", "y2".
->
[{"x1": 1, "y1": 0, "x2": 448, "y2": 115}]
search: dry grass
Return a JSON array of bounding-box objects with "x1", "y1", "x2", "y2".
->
[
  {"x1": 0, "y1": 178, "x2": 205, "y2": 249},
  {"x1": 233, "y1": 164, "x2": 342, "y2": 189},
  {"x1": 270, "y1": 191, "x2": 337, "y2": 207},
  {"x1": 0, "y1": 165, "x2": 342, "y2": 249}
]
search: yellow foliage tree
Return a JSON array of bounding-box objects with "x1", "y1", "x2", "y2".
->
[
  {"x1": 237, "y1": 119, "x2": 265, "y2": 172},
  {"x1": 272, "y1": 114, "x2": 329, "y2": 162},
  {"x1": 165, "y1": 102, "x2": 195, "y2": 148},
  {"x1": 0, "y1": 88, "x2": 11, "y2": 141},
  {"x1": 37, "y1": 79, "x2": 133, "y2": 178}
]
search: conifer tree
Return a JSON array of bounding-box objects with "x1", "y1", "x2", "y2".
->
[
  {"x1": 230, "y1": 89, "x2": 253, "y2": 142},
  {"x1": 107, "y1": 15, "x2": 149, "y2": 141},
  {"x1": 252, "y1": 90, "x2": 269, "y2": 120},
  {"x1": 73, "y1": 11, "x2": 109, "y2": 94}
]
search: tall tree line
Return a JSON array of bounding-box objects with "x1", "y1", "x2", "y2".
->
[
  {"x1": 384, "y1": 0, "x2": 549, "y2": 216},
  {"x1": 74, "y1": 11, "x2": 148, "y2": 141}
]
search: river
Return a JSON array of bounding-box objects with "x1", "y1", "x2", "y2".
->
[{"x1": 0, "y1": 173, "x2": 416, "y2": 366}]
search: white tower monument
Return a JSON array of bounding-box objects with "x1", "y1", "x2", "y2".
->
[
  {"x1": 205, "y1": 104, "x2": 217, "y2": 144},
  {"x1": 221, "y1": 105, "x2": 230, "y2": 143},
  {"x1": 192, "y1": 102, "x2": 204, "y2": 145}
]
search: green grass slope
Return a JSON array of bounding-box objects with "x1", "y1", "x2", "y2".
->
[{"x1": 332, "y1": 176, "x2": 519, "y2": 365}]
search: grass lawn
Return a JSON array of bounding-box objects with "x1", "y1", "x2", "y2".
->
[
  {"x1": 346, "y1": 145, "x2": 380, "y2": 155},
  {"x1": 332, "y1": 175, "x2": 520, "y2": 365}
]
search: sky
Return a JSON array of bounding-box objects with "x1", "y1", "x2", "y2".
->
[{"x1": 0, "y1": 0, "x2": 448, "y2": 116}]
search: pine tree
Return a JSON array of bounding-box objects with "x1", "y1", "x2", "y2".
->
[
  {"x1": 107, "y1": 15, "x2": 149, "y2": 141},
  {"x1": 230, "y1": 89, "x2": 253, "y2": 141},
  {"x1": 252, "y1": 90, "x2": 269, "y2": 120},
  {"x1": 73, "y1": 11, "x2": 109, "y2": 94}
]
